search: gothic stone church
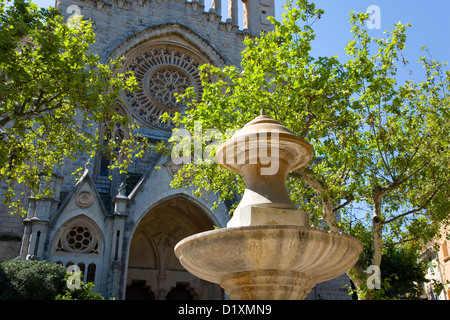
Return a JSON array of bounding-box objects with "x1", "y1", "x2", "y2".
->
[{"x1": 0, "y1": 0, "x2": 351, "y2": 300}]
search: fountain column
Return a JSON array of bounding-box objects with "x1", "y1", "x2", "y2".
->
[{"x1": 175, "y1": 114, "x2": 363, "y2": 300}]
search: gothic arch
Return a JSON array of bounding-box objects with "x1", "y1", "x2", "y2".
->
[
  {"x1": 107, "y1": 23, "x2": 226, "y2": 68},
  {"x1": 50, "y1": 215, "x2": 104, "y2": 257},
  {"x1": 124, "y1": 195, "x2": 222, "y2": 300},
  {"x1": 134, "y1": 192, "x2": 223, "y2": 229},
  {"x1": 49, "y1": 215, "x2": 104, "y2": 286},
  {"x1": 95, "y1": 103, "x2": 130, "y2": 177}
]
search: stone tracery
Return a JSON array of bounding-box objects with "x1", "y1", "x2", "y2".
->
[
  {"x1": 124, "y1": 47, "x2": 203, "y2": 129},
  {"x1": 147, "y1": 67, "x2": 192, "y2": 108},
  {"x1": 56, "y1": 224, "x2": 99, "y2": 254}
]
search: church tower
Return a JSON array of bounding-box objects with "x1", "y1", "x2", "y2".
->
[{"x1": 242, "y1": 0, "x2": 275, "y2": 35}]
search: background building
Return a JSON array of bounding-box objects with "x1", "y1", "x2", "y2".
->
[{"x1": 421, "y1": 228, "x2": 450, "y2": 300}]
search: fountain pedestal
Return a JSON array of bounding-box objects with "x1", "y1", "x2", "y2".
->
[{"x1": 175, "y1": 115, "x2": 363, "y2": 300}]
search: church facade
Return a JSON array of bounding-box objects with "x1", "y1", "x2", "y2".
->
[{"x1": 0, "y1": 0, "x2": 352, "y2": 300}]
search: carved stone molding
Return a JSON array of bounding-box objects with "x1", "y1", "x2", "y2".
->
[{"x1": 76, "y1": 190, "x2": 94, "y2": 209}]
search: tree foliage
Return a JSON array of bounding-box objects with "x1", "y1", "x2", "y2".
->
[
  {"x1": 0, "y1": 259, "x2": 66, "y2": 299},
  {"x1": 347, "y1": 222, "x2": 429, "y2": 300},
  {"x1": 162, "y1": 0, "x2": 450, "y2": 297},
  {"x1": 0, "y1": 0, "x2": 139, "y2": 215},
  {"x1": 0, "y1": 259, "x2": 106, "y2": 300},
  {"x1": 55, "y1": 272, "x2": 105, "y2": 300}
]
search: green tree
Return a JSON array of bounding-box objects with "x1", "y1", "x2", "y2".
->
[
  {"x1": 0, "y1": 0, "x2": 139, "y2": 215},
  {"x1": 0, "y1": 260, "x2": 106, "y2": 300},
  {"x1": 348, "y1": 222, "x2": 429, "y2": 300},
  {"x1": 161, "y1": 0, "x2": 450, "y2": 298},
  {"x1": 56, "y1": 272, "x2": 105, "y2": 300},
  {"x1": 380, "y1": 245, "x2": 428, "y2": 299},
  {"x1": 0, "y1": 259, "x2": 66, "y2": 299}
]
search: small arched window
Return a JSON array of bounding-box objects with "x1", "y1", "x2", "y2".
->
[
  {"x1": 56, "y1": 224, "x2": 99, "y2": 254},
  {"x1": 86, "y1": 263, "x2": 97, "y2": 283},
  {"x1": 53, "y1": 216, "x2": 103, "y2": 258}
]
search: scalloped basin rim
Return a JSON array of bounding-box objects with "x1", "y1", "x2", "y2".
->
[{"x1": 174, "y1": 225, "x2": 363, "y2": 284}]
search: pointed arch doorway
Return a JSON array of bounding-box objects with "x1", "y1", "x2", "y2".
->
[{"x1": 125, "y1": 196, "x2": 224, "y2": 300}]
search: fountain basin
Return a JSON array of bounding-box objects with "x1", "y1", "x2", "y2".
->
[{"x1": 175, "y1": 225, "x2": 363, "y2": 300}]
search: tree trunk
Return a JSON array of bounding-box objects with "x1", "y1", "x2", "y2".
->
[
  {"x1": 372, "y1": 189, "x2": 383, "y2": 267},
  {"x1": 322, "y1": 196, "x2": 341, "y2": 233},
  {"x1": 347, "y1": 190, "x2": 383, "y2": 300},
  {"x1": 291, "y1": 168, "x2": 341, "y2": 233},
  {"x1": 348, "y1": 259, "x2": 371, "y2": 300}
]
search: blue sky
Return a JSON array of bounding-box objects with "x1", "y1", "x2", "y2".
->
[
  {"x1": 296, "y1": 1, "x2": 450, "y2": 77},
  {"x1": 34, "y1": 0, "x2": 449, "y2": 78}
]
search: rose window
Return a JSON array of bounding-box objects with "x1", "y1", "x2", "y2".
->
[
  {"x1": 123, "y1": 48, "x2": 203, "y2": 130},
  {"x1": 148, "y1": 68, "x2": 193, "y2": 108},
  {"x1": 57, "y1": 225, "x2": 99, "y2": 254},
  {"x1": 67, "y1": 226, "x2": 93, "y2": 251}
]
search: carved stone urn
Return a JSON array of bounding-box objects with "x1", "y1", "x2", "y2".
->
[{"x1": 174, "y1": 114, "x2": 363, "y2": 300}]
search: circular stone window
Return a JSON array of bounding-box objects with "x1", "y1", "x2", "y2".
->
[
  {"x1": 146, "y1": 66, "x2": 193, "y2": 108},
  {"x1": 62, "y1": 225, "x2": 97, "y2": 253},
  {"x1": 123, "y1": 47, "x2": 203, "y2": 130}
]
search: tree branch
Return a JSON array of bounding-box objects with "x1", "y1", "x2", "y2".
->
[
  {"x1": 382, "y1": 207, "x2": 424, "y2": 225},
  {"x1": 290, "y1": 168, "x2": 341, "y2": 233},
  {"x1": 372, "y1": 180, "x2": 400, "y2": 200},
  {"x1": 383, "y1": 179, "x2": 448, "y2": 225},
  {"x1": 333, "y1": 194, "x2": 355, "y2": 212},
  {"x1": 290, "y1": 167, "x2": 326, "y2": 194},
  {"x1": 0, "y1": 91, "x2": 64, "y2": 128},
  {"x1": 396, "y1": 158, "x2": 433, "y2": 187},
  {"x1": 383, "y1": 237, "x2": 418, "y2": 248}
]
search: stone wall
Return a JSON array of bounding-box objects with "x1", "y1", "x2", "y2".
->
[{"x1": 58, "y1": 0, "x2": 275, "y2": 67}]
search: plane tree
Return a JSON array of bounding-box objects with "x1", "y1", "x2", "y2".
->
[{"x1": 161, "y1": 0, "x2": 450, "y2": 297}]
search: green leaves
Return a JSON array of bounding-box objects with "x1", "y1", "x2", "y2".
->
[
  {"x1": 0, "y1": 0, "x2": 139, "y2": 215},
  {"x1": 0, "y1": 259, "x2": 67, "y2": 300}
]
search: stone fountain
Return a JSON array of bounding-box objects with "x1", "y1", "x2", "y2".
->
[{"x1": 174, "y1": 114, "x2": 363, "y2": 300}]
